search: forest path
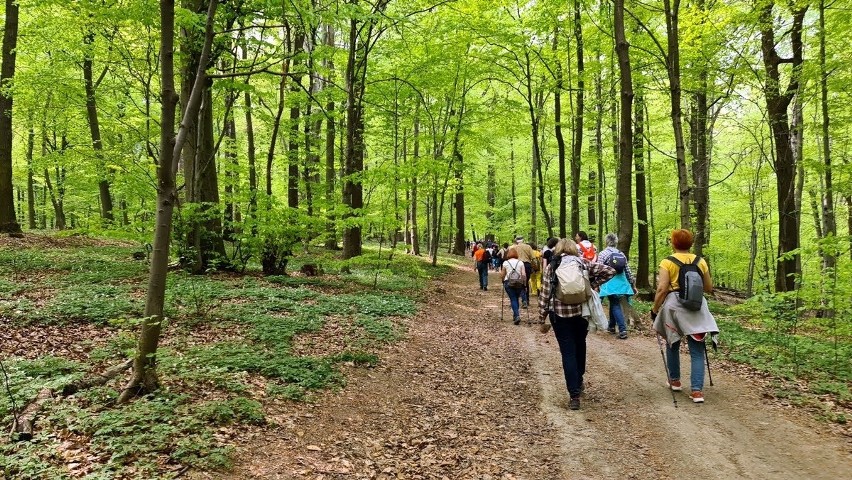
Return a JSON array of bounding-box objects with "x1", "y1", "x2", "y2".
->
[{"x1": 200, "y1": 265, "x2": 852, "y2": 479}]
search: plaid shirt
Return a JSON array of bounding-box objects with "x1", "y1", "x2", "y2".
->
[
  {"x1": 597, "y1": 246, "x2": 636, "y2": 285},
  {"x1": 538, "y1": 255, "x2": 616, "y2": 320}
]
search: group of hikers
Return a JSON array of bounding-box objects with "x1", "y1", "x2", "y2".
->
[{"x1": 471, "y1": 229, "x2": 718, "y2": 410}]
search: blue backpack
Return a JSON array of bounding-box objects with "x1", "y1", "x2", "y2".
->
[{"x1": 607, "y1": 251, "x2": 628, "y2": 274}]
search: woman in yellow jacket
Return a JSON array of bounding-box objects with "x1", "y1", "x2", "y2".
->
[{"x1": 528, "y1": 244, "x2": 543, "y2": 296}]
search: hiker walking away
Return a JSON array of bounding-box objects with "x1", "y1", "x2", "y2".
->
[
  {"x1": 651, "y1": 229, "x2": 718, "y2": 404},
  {"x1": 541, "y1": 237, "x2": 558, "y2": 273},
  {"x1": 529, "y1": 243, "x2": 543, "y2": 296},
  {"x1": 597, "y1": 233, "x2": 637, "y2": 339},
  {"x1": 574, "y1": 231, "x2": 598, "y2": 262},
  {"x1": 473, "y1": 242, "x2": 491, "y2": 290},
  {"x1": 539, "y1": 238, "x2": 616, "y2": 410},
  {"x1": 508, "y1": 236, "x2": 535, "y2": 308},
  {"x1": 494, "y1": 242, "x2": 506, "y2": 271},
  {"x1": 501, "y1": 249, "x2": 527, "y2": 325},
  {"x1": 490, "y1": 243, "x2": 500, "y2": 271}
]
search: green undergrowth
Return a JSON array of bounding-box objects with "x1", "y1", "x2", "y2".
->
[
  {"x1": 707, "y1": 293, "x2": 852, "y2": 422},
  {"x1": 1, "y1": 238, "x2": 432, "y2": 477}
]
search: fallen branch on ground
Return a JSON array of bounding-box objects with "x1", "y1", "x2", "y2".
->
[{"x1": 10, "y1": 359, "x2": 133, "y2": 441}]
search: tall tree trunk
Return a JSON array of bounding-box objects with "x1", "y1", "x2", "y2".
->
[
  {"x1": 691, "y1": 0, "x2": 710, "y2": 254},
  {"x1": 120, "y1": 0, "x2": 218, "y2": 402},
  {"x1": 452, "y1": 126, "x2": 466, "y2": 256},
  {"x1": 634, "y1": 88, "x2": 649, "y2": 289},
  {"x1": 223, "y1": 93, "x2": 237, "y2": 238},
  {"x1": 554, "y1": 27, "x2": 567, "y2": 238},
  {"x1": 343, "y1": 17, "x2": 365, "y2": 260},
  {"x1": 663, "y1": 0, "x2": 690, "y2": 229},
  {"x1": 593, "y1": 60, "x2": 603, "y2": 241},
  {"x1": 323, "y1": 25, "x2": 338, "y2": 249},
  {"x1": 0, "y1": 0, "x2": 21, "y2": 234},
  {"x1": 241, "y1": 43, "x2": 258, "y2": 219},
  {"x1": 571, "y1": 0, "x2": 584, "y2": 237},
  {"x1": 288, "y1": 29, "x2": 305, "y2": 209},
  {"x1": 759, "y1": 2, "x2": 806, "y2": 293},
  {"x1": 613, "y1": 0, "x2": 634, "y2": 254},
  {"x1": 26, "y1": 124, "x2": 35, "y2": 229},
  {"x1": 83, "y1": 30, "x2": 115, "y2": 223},
  {"x1": 510, "y1": 143, "x2": 517, "y2": 228},
  {"x1": 818, "y1": 0, "x2": 835, "y2": 272},
  {"x1": 527, "y1": 76, "x2": 553, "y2": 241},
  {"x1": 410, "y1": 110, "x2": 420, "y2": 255}
]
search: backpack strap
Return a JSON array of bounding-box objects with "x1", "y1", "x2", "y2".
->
[
  {"x1": 666, "y1": 255, "x2": 685, "y2": 267},
  {"x1": 691, "y1": 255, "x2": 702, "y2": 266}
]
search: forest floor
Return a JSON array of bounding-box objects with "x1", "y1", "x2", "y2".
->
[{"x1": 196, "y1": 265, "x2": 852, "y2": 480}]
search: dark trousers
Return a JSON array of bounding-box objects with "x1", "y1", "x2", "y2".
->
[
  {"x1": 550, "y1": 312, "x2": 589, "y2": 399},
  {"x1": 522, "y1": 262, "x2": 532, "y2": 303},
  {"x1": 476, "y1": 262, "x2": 489, "y2": 288}
]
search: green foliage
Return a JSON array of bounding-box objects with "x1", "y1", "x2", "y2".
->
[
  {"x1": 0, "y1": 356, "x2": 85, "y2": 420},
  {"x1": 356, "y1": 315, "x2": 403, "y2": 343},
  {"x1": 48, "y1": 391, "x2": 234, "y2": 474},
  {"x1": 333, "y1": 350, "x2": 380, "y2": 366},
  {"x1": 189, "y1": 343, "x2": 342, "y2": 391},
  {"x1": 45, "y1": 284, "x2": 141, "y2": 324},
  {"x1": 196, "y1": 397, "x2": 265, "y2": 425},
  {"x1": 331, "y1": 293, "x2": 416, "y2": 318}
]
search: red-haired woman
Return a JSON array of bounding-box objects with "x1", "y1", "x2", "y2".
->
[{"x1": 651, "y1": 229, "x2": 718, "y2": 404}]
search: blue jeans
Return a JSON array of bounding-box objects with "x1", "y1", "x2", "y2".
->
[
  {"x1": 550, "y1": 312, "x2": 589, "y2": 399},
  {"x1": 607, "y1": 295, "x2": 627, "y2": 333},
  {"x1": 477, "y1": 262, "x2": 489, "y2": 288},
  {"x1": 666, "y1": 336, "x2": 706, "y2": 391},
  {"x1": 504, "y1": 282, "x2": 523, "y2": 319}
]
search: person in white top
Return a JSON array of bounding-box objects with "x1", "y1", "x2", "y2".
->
[{"x1": 500, "y1": 248, "x2": 527, "y2": 325}]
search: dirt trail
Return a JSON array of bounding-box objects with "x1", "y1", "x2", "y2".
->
[{"x1": 201, "y1": 266, "x2": 852, "y2": 479}]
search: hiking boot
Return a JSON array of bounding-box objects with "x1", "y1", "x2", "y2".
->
[
  {"x1": 513, "y1": 317, "x2": 521, "y2": 325},
  {"x1": 569, "y1": 397, "x2": 580, "y2": 410},
  {"x1": 539, "y1": 323, "x2": 551, "y2": 334},
  {"x1": 667, "y1": 379, "x2": 683, "y2": 391},
  {"x1": 617, "y1": 332, "x2": 628, "y2": 340},
  {"x1": 483, "y1": 286, "x2": 488, "y2": 291},
  {"x1": 691, "y1": 391, "x2": 705, "y2": 403},
  {"x1": 522, "y1": 301, "x2": 529, "y2": 308},
  {"x1": 607, "y1": 327, "x2": 616, "y2": 334}
]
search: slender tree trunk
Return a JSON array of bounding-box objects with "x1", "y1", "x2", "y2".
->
[
  {"x1": 343, "y1": 17, "x2": 365, "y2": 260},
  {"x1": 759, "y1": 2, "x2": 806, "y2": 293},
  {"x1": 410, "y1": 110, "x2": 420, "y2": 255},
  {"x1": 452, "y1": 124, "x2": 466, "y2": 255},
  {"x1": 0, "y1": 0, "x2": 21, "y2": 234},
  {"x1": 26, "y1": 125, "x2": 35, "y2": 229},
  {"x1": 121, "y1": 0, "x2": 218, "y2": 402},
  {"x1": 571, "y1": 0, "x2": 584, "y2": 236},
  {"x1": 83, "y1": 30, "x2": 114, "y2": 223},
  {"x1": 613, "y1": 0, "x2": 634, "y2": 254},
  {"x1": 223, "y1": 93, "x2": 237, "y2": 238},
  {"x1": 663, "y1": 0, "x2": 690, "y2": 229},
  {"x1": 554, "y1": 27, "x2": 567, "y2": 238},
  {"x1": 634, "y1": 88, "x2": 649, "y2": 289},
  {"x1": 818, "y1": 0, "x2": 835, "y2": 272},
  {"x1": 241, "y1": 44, "x2": 258, "y2": 219},
  {"x1": 288, "y1": 30, "x2": 304, "y2": 209},
  {"x1": 510, "y1": 143, "x2": 517, "y2": 228},
  {"x1": 593, "y1": 61, "x2": 603, "y2": 241},
  {"x1": 323, "y1": 25, "x2": 338, "y2": 249}
]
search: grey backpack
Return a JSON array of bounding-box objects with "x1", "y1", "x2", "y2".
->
[{"x1": 667, "y1": 255, "x2": 704, "y2": 311}]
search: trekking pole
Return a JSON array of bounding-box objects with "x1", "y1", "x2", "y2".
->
[
  {"x1": 655, "y1": 333, "x2": 679, "y2": 408},
  {"x1": 704, "y1": 346, "x2": 714, "y2": 386}
]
